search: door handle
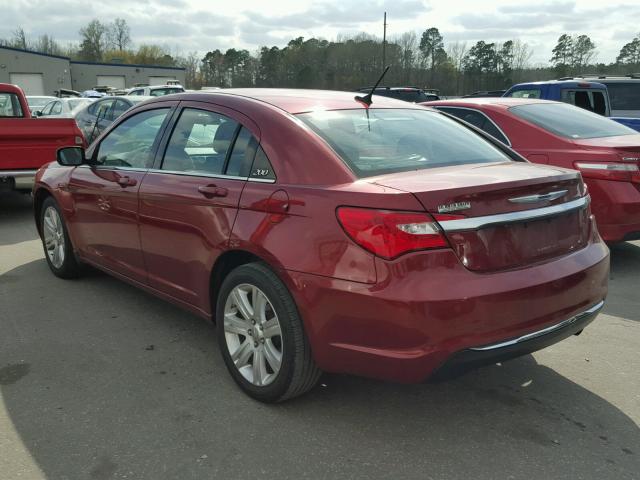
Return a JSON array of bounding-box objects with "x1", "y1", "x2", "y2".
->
[
  {"x1": 116, "y1": 176, "x2": 137, "y2": 187},
  {"x1": 198, "y1": 184, "x2": 228, "y2": 198}
]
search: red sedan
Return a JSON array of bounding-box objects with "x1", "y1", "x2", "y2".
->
[
  {"x1": 34, "y1": 90, "x2": 608, "y2": 401},
  {"x1": 424, "y1": 98, "x2": 640, "y2": 243}
]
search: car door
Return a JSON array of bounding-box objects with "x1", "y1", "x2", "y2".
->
[
  {"x1": 138, "y1": 103, "x2": 260, "y2": 312},
  {"x1": 67, "y1": 105, "x2": 174, "y2": 283}
]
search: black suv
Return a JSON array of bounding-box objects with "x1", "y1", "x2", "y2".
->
[{"x1": 356, "y1": 86, "x2": 440, "y2": 103}]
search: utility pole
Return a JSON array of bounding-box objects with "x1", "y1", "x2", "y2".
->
[{"x1": 382, "y1": 12, "x2": 387, "y2": 67}]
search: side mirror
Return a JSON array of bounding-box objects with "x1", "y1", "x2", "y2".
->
[
  {"x1": 57, "y1": 147, "x2": 86, "y2": 166},
  {"x1": 33, "y1": 110, "x2": 42, "y2": 117}
]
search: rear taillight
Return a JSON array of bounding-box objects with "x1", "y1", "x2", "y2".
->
[
  {"x1": 336, "y1": 207, "x2": 454, "y2": 259},
  {"x1": 574, "y1": 162, "x2": 640, "y2": 184}
]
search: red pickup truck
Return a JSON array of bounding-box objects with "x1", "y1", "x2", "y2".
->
[{"x1": 0, "y1": 83, "x2": 84, "y2": 191}]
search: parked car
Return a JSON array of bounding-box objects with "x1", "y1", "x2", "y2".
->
[
  {"x1": 127, "y1": 85, "x2": 185, "y2": 97},
  {"x1": 25, "y1": 95, "x2": 57, "y2": 115},
  {"x1": 34, "y1": 89, "x2": 608, "y2": 401},
  {"x1": 574, "y1": 75, "x2": 640, "y2": 131},
  {"x1": 0, "y1": 83, "x2": 84, "y2": 191},
  {"x1": 38, "y1": 98, "x2": 94, "y2": 118},
  {"x1": 425, "y1": 97, "x2": 640, "y2": 242},
  {"x1": 355, "y1": 86, "x2": 439, "y2": 103},
  {"x1": 75, "y1": 95, "x2": 153, "y2": 144}
]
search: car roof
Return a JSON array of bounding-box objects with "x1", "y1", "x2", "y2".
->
[
  {"x1": 424, "y1": 97, "x2": 562, "y2": 109},
  {"x1": 509, "y1": 80, "x2": 607, "y2": 88},
  {"x1": 154, "y1": 88, "x2": 423, "y2": 114}
]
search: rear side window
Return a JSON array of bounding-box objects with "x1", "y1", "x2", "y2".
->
[
  {"x1": 0, "y1": 93, "x2": 24, "y2": 117},
  {"x1": 96, "y1": 108, "x2": 169, "y2": 168},
  {"x1": 606, "y1": 83, "x2": 640, "y2": 110},
  {"x1": 250, "y1": 147, "x2": 276, "y2": 181},
  {"x1": 506, "y1": 89, "x2": 541, "y2": 99},
  {"x1": 298, "y1": 109, "x2": 509, "y2": 178},
  {"x1": 436, "y1": 107, "x2": 509, "y2": 145},
  {"x1": 225, "y1": 127, "x2": 256, "y2": 177},
  {"x1": 162, "y1": 108, "x2": 238, "y2": 174}
]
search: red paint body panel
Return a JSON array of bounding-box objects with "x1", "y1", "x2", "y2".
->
[
  {"x1": 425, "y1": 98, "x2": 640, "y2": 242},
  {"x1": 33, "y1": 90, "x2": 610, "y2": 385},
  {"x1": 0, "y1": 83, "x2": 84, "y2": 173}
]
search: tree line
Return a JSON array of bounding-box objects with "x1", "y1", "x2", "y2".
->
[{"x1": 2, "y1": 19, "x2": 640, "y2": 95}]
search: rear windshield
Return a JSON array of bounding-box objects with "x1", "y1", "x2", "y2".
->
[
  {"x1": 510, "y1": 103, "x2": 635, "y2": 139},
  {"x1": 0, "y1": 93, "x2": 23, "y2": 117},
  {"x1": 606, "y1": 83, "x2": 640, "y2": 110},
  {"x1": 297, "y1": 109, "x2": 509, "y2": 178}
]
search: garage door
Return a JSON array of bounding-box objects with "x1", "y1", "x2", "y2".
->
[
  {"x1": 96, "y1": 75, "x2": 126, "y2": 89},
  {"x1": 149, "y1": 76, "x2": 177, "y2": 86},
  {"x1": 9, "y1": 73, "x2": 45, "y2": 95}
]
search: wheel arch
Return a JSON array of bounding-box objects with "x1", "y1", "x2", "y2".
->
[
  {"x1": 209, "y1": 249, "x2": 283, "y2": 322},
  {"x1": 33, "y1": 186, "x2": 53, "y2": 236}
]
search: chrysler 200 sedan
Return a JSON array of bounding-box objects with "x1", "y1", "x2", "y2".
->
[{"x1": 33, "y1": 90, "x2": 609, "y2": 402}]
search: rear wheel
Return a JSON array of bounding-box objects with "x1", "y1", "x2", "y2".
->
[
  {"x1": 40, "y1": 197, "x2": 80, "y2": 279},
  {"x1": 217, "y1": 262, "x2": 321, "y2": 402}
]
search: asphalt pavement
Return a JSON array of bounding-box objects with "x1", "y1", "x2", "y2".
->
[{"x1": 1, "y1": 191, "x2": 638, "y2": 480}]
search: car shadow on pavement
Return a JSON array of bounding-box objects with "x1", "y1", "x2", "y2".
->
[
  {"x1": 606, "y1": 241, "x2": 640, "y2": 322},
  {"x1": 0, "y1": 191, "x2": 38, "y2": 247},
  {"x1": 1, "y1": 259, "x2": 639, "y2": 480}
]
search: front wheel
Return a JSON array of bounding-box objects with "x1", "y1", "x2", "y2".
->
[
  {"x1": 40, "y1": 196, "x2": 81, "y2": 279},
  {"x1": 217, "y1": 262, "x2": 321, "y2": 402}
]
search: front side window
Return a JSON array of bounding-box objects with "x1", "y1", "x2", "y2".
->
[
  {"x1": 51, "y1": 102, "x2": 63, "y2": 115},
  {"x1": 41, "y1": 101, "x2": 54, "y2": 116},
  {"x1": 95, "y1": 108, "x2": 169, "y2": 168},
  {"x1": 0, "y1": 93, "x2": 24, "y2": 117},
  {"x1": 298, "y1": 109, "x2": 510, "y2": 178},
  {"x1": 507, "y1": 89, "x2": 541, "y2": 99},
  {"x1": 510, "y1": 103, "x2": 635, "y2": 139},
  {"x1": 162, "y1": 108, "x2": 240, "y2": 175}
]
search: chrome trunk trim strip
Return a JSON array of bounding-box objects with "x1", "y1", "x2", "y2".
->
[{"x1": 438, "y1": 196, "x2": 589, "y2": 232}]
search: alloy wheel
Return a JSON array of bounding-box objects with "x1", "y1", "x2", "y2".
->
[
  {"x1": 43, "y1": 206, "x2": 65, "y2": 269},
  {"x1": 223, "y1": 283, "x2": 283, "y2": 386}
]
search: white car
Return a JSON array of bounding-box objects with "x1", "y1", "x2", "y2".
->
[
  {"x1": 38, "y1": 98, "x2": 95, "y2": 118},
  {"x1": 127, "y1": 85, "x2": 185, "y2": 97},
  {"x1": 25, "y1": 95, "x2": 56, "y2": 115}
]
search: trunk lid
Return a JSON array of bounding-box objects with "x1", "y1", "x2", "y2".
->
[
  {"x1": 371, "y1": 162, "x2": 590, "y2": 272},
  {"x1": 572, "y1": 134, "x2": 640, "y2": 164}
]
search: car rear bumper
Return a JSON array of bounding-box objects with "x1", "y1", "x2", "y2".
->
[
  {"x1": 284, "y1": 228, "x2": 609, "y2": 383},
  {"x1": 431, "y1": 300, "x2": 603, "y2": 380},
  {"x1": 0, "y1": 169, "x2": 37, "y2": 190}
]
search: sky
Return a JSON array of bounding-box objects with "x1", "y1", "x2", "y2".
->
[{"x1": 2, "y1": 0, "x2": 640, "y2": 65}]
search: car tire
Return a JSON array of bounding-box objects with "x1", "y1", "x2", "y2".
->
[
  {"x1": 40, "y1": 196, "x2": 81, "y2": 279},
  {"x1": 216, "y1": 262, "x2": 321, "y2": 402}
]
